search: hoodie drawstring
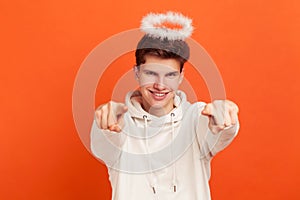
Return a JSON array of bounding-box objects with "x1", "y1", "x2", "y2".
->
[
  {"x1": 144, "y1": 113, "x2": 177, "y2": 194},
  {"x1": 144, "y1": 115, "x2": 157, "y2": 194},
  {"x1": 171, "y1": 113, "x2": 177, "y2": 192}
]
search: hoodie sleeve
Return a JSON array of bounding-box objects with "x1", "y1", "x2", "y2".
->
[
  {"x1": 90, "y1": 119, "x2": 126, "y2": 167},
  {"x1": 195, "y1": 103, "x2": 239, "y2": 160}
]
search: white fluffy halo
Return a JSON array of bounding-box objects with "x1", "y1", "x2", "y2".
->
[{"x1": 141, "y1": 11, "x2": 193, "y2": 41}]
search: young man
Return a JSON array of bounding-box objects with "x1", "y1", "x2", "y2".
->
[{"x1": 91, "y1": 12, "x2": 239, "y2": 200}]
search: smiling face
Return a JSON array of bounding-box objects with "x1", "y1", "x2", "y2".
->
[{"x1": 136, "y1": 55, "x2": 183, "y2": 116}]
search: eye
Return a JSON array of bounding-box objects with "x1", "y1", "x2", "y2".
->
[
  {"x1": 165, "y1": 72, "x2": 179, "y2": 78},
  {"x1": 144, "y1": 71, "x2": 157, "y2": 76}
]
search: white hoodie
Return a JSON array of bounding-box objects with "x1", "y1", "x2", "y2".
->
[{"x1": 91, "y1": 90, "x2": 239, "y2": 200}]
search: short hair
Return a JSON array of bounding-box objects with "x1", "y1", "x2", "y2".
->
[{"x1": 135, "y1": 35, "x2": 190, "y2": 72}]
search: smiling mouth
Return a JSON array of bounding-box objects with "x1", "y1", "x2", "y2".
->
[{"x1": 149, "y1": 90, "x2": 169, "y2": 97}]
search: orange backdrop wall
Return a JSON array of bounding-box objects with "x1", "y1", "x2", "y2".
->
[{"x1": 1, "y1": 0, "x2": 299, "y2": 199}]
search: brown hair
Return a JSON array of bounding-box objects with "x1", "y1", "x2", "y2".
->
[{"x1": 135, "y1": 35, "x2": 190, "y2": 72}]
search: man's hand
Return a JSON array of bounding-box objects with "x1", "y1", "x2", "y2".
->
[
  {"x1": 95, "y1": 101, "x2": 128, "y2": 132},
  {"x1": 201, "y1": 100, "x2": 239, "y2": 134}
]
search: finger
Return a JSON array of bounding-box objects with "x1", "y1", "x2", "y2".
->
[
  {"x1": 229, "y1": 107, "x2": 238, "y2": 125},
  {"x1": 209, "y1": 108, "x2": 224, "y2": 126},
  {"x1": 223, "y1": 107, "x2": 232, "y2": 127},
  {"x1": 116, "y1": 104, "x2": 128, "y2": 113},
  {"x1": 107, "y1": 101, "x2": 117, "y2": 128},
  {"x1": 122, "y1": 105, "x2": 128, "y2": 113},
  {"x1": 114, "y1": 105, "x2": 128, "y2": 132},
  {"x1": 226, "y1": 101, "x2": 238, "y2": 125},
  {"x1": 101, "y1": 105, "x2": 108, "y2": 129},
  {"x1": 95, "y1": 110, "x2": 102, "y2": 128},
  {"x1": 211, "y1": 100, "x2": 228, "y2": 125},
  {"x1": 108, "y1": 124, "x2": 121, "y2": 133},
  {"x1": 116, "y1": 105, "x2": 128, "y2": 122},
  {"x1": 208, "y1": 119, "x2": 225, "y2": 134},
  {"x1": 201, "y1": 103, "x2": 213, "y2": 116}
]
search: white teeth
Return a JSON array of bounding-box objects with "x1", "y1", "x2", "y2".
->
[{"x1": 154, "y1": 93, "x2": 165, "y2": 97}]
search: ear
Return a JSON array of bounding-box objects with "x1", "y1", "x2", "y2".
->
[
  {"x1": 179, "y1": 68, "x2": 184, "y2": 84},
  {"x1": 134, "y1": 66, "x2": 139, "y2": 81}
]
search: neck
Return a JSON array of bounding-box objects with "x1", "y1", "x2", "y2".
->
[{"x1": 142, "y1": 100, "x2": 174, "y2": 117}]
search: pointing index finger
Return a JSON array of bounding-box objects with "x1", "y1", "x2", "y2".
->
[
  {"x1": 201, "y1": 103, "x2": 213, "y2": 116},
  {"x1": 107, "y1": 101, "x2": 117, "y2": 128}
]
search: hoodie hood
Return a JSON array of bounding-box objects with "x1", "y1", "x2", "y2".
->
[{"x1": 125, "y1": 90, "x2": 190, "y2": 126}]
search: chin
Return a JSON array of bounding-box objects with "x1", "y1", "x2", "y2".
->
[{"x1": 148, "y1": 93, "x2": 174, "y2": 109}]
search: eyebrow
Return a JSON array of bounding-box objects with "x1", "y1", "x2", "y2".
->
[
  {"x1": 165, "y1": 71, "x2": 180, "y2": 76},
  {"x1": 142, "y1": 69, "x2": 179, "y2": 75},
  {"x1": 142, "y1": 69, "x2": 158, "y2": 74}
]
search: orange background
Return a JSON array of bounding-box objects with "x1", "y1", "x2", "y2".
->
[{"x1": 1, "y1": 0, "x2": 300, "y2": 199}]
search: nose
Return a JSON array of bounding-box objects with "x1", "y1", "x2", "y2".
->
[
  {"x1": 153, "y1": 76, "x2": 165, "y2": 90},
  {"x1": 153, "y1": 82, "x2": 166, "y2": 90}
]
